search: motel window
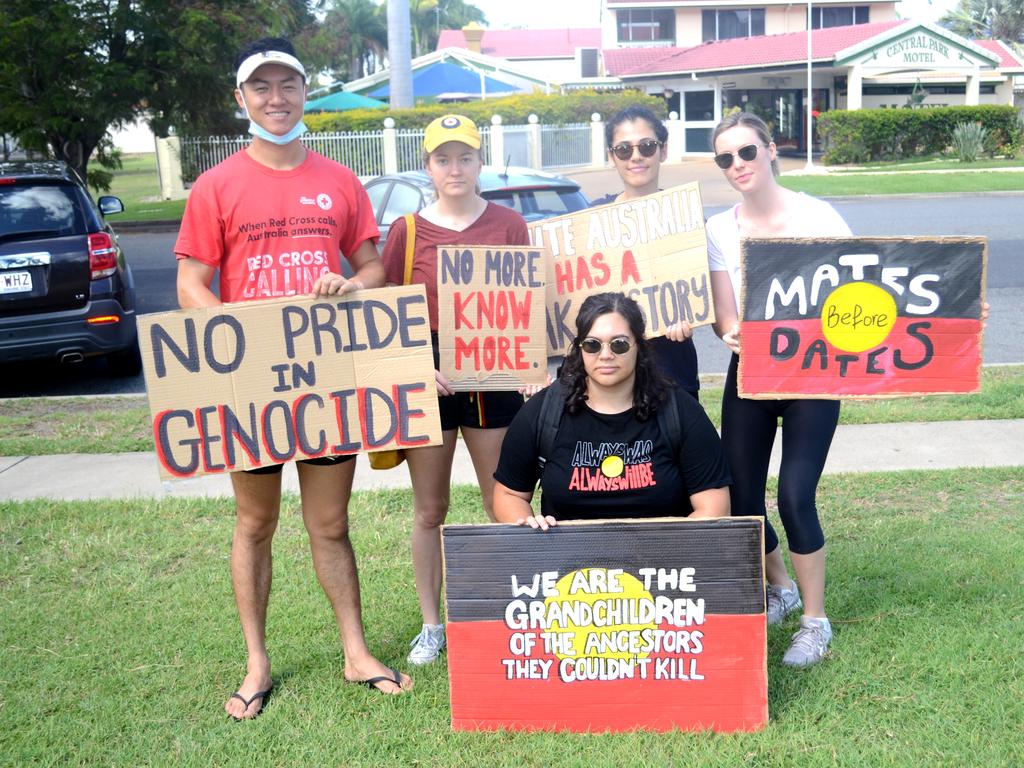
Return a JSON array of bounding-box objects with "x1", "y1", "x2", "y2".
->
[
  {"x1": 702, "y1": 9, "x2": 766, "y2": 42},
  {"x1": 811, "y1": 5, "x2": 870, "y2": 29},
  {"x1": 684, "y1": 91, "x2": 715, "y2": 122},
  {"x1": 617, "y1": 9, "x2": 676, "y2": 43},
  {"x1": 685, "y1": 128, "x2": 714, "y2": 153}
]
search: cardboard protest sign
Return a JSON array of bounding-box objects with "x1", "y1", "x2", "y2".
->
[
  {"x1": 436, "y1": 246, "x2": 548, "y2": 390},
  {"x1": 442, "y1": 518, "x2": 767, "y2": 733},
  {"x1": 139, "y1": 285, "x2": 442, "y2": 479},
  {"x1": 528, "y1": 184, "x2": 713, "y2": 356},
  {"x1": 739, "y1": 237, "x2": 986, "y2": 399}
]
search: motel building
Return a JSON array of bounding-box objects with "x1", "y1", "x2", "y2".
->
[{"x1": 438, "y1": 1, "x2": 1023, "y2": 157}]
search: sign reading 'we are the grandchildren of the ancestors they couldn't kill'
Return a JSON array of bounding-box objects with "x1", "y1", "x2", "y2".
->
[
  {"x1": 442, "y1": 518, "x2": 768, "y2": 733},
  {"x1": 528, "y1": 183, "x2": 714, "y2": 356},
  {"x1": 436, "y1": 245, "x2": 548, "y2": 391},
  {"x1": 138, "y1": 285, "x2": 442, "y2": 480},
  {"x1": 739, "y1": 237, "x2": 986, "y2": 398}
]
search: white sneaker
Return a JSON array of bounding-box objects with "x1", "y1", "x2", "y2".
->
[
  {"x1": 782, "y1": 616, "x2": 832, "y2": 668},
  {"x1": 766, "y1": 581, "x2": 802, "y2": 625},
  {"x1": 407, "y1": 623, "x2": 446, "y2": 665}
]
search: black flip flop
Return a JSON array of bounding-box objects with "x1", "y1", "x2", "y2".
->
[
  {"x1": 229, "y1": 686, "x2": 273, "y2": 721},
  {"x1": 354, "y1": 667, "x2": 407, "y2": 694}
]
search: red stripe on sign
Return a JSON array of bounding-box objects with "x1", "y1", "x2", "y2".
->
[
  {"x1": 740, "y1": 318, "x2": 982, "y2": 397},
  {"x1": 447, "y1": 615, "x2": 767, "y2": 733}
]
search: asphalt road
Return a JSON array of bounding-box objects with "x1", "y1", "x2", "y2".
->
[{"x1": 2, "y1": 193, "x2": 1021, "y2": 398}]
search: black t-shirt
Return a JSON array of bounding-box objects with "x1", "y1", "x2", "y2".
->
[
  {"x1": 588, "y1": 193, "x2": 699, "y2": 394},
  {"x1": 494, "y1": 387, "x2": 730, "y2": 521}
]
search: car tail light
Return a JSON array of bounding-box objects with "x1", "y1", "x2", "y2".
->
[
  {"x1": 87, "y1": 314, "x2": 121, "y2": 325},
  {"x1": 88, "y1": 232, "x2": 117, "y2": 279},
  {"x1": 0, "y1": 178, "x2": 16, "y2": 185}
]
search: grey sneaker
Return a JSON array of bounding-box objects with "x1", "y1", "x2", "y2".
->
[
  {"x1": 407, "y1": 623, "x2": 446, "y2": 665},
  {"x1": 766, "y1": 581, "x2": 802, "y2": 625},
  {"x1": 782, "y1": 616, "x2": 832, "y2": 668}
]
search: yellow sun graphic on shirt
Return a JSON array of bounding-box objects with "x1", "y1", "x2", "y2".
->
[{"x1": 600, "y1": 455, "x2": 624, "y2": 478}]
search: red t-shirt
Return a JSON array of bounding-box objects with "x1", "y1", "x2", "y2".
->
[
  {"x1": 381, "y1": 202, "x2": 530, "y2": 331},
  {"x1": 174, "y1": 149, "x2": 378, "y2": 303}
]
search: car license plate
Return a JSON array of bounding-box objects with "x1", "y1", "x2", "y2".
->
[{"x1": 0, "y1": 271, "x2": 32, "y2": 294}]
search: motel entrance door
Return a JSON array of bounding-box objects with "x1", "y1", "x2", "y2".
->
[{"x1": 721, "y1": 88, "x2": 830, "y2": 153}]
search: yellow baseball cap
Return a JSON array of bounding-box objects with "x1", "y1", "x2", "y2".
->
[{"x1": 423, "y1": 114, "x2": 481, "y2": 152}]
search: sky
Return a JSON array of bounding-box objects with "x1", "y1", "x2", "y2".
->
[{"x1": 468, "y1": 0, "x2": 961, "y2": 30}]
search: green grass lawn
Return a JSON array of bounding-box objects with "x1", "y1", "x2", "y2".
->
[
  {"x1": 780, "y1": 171, "x2": 1024, "y2": 196},
  {"x1": 1, "y1": 468, "x2": 1021, "y2": 766},
  {"x1": 828, "y1": 157, "x2": 1024, "y2": 172},
  {"x1": 102, "y1": 153, "x2": 186, "y2": 222},
  {"x1": 2, "y1": 366, "x2": 1020, "y2": 456}
]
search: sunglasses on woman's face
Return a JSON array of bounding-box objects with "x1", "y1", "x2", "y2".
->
[
  {"x1": 609, "y1": 139, "x2": 663, "y2": 161},
  {"x1": 579, "y1": 337, "x2": 634, "y2": 355},
  {"x1": 713, "y1": 143, "x2": 764, "y2": 169}
]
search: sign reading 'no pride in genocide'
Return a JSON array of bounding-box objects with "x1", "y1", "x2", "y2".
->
[
  {"x1": 528, "y1": 183, "x2": 714, "y2": 356},
  {"x1": 139, "y1": 285, "x2": 442, "y2": 480},
  {"x1": 436, "y1": 245, "x2": 548, "y2": 391},
  {"x1": 739, "y1": 237, "x2": 986, "y2": 399},
  {"x1": 442, "y1": 518, "x2": 767, "y2": 733}
]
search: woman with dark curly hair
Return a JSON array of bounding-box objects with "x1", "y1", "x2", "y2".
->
[{"x1": 493, "y1": 292, "x2": 730, "y2": 528}]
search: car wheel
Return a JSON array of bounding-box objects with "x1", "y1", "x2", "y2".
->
[{"x1": 105, "y1": 342, "x2": 142, "y2": 377}]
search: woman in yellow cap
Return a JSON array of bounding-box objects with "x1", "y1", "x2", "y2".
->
[{"x1": 381, "y1": 114, "x2": 531, "y2": 665}]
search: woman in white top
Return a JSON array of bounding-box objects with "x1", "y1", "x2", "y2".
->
[{"x1": 706, "y1": 111, "x2": 850, "y2": 668}]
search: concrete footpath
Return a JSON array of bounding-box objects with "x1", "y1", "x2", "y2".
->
[{"x1": 1, "y1": 419, "x2": 1021, "y2": 501}]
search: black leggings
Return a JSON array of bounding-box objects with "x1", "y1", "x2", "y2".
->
[{"x1": 722, "y1": 355, "x2": 839, "y2": 555}]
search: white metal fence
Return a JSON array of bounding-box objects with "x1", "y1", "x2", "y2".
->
[
  {"x1": 540, "y1": 123, "x2": 592, "y2": 168},
  {"x1": 302, "y1": 130, "x2": 385, "y2": 177}
]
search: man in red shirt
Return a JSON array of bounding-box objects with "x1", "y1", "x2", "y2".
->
[{"x1": 175, "y1": 37, "x2": 411, "y2": 719}]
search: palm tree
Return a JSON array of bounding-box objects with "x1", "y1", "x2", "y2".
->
[
  {"x1": 327, "y1": 0, "x2": 388, "y2": 80},
  {"x1": 939, "y1": 0, "x2": 1024, "y2": 44},
  {"x1": 409, "y1": 0, "x2": 487, "y2": 56}
]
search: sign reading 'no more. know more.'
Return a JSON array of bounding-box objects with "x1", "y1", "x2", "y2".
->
[
  {"x1": 138, "y1": 285, "x2": 442, "y2": 479},
  {"x1": 442, "y1": 518, "x2": 767, "y2": 733},
  {"x1": 739, "y1": 237, "x2": 986, "y2": 399}
]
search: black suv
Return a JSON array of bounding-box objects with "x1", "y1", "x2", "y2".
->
[{"x1": 0, "y1": 161, "x2": 140, "y2": 375}]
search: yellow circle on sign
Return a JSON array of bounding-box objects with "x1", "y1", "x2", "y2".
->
[
  {"x1": 601, "y1": 455, "x2": 624, "y2": 478},
  {"x1": 545, "y1": 569, "x2": 656, "y2": 660},
  {"x1": 820, "y1": 282, "x2": 897, "y2": 353}
]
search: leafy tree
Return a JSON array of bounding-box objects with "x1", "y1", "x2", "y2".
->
[
  {"x1": 323, "y1": 0, "x2": 388, "y2": 81},
  {"x1": 0, "y1": 0, "x2": 311, "y2": 189},
  {"x1": 939, "y1": 0, "x2": 1024, "y2": 44},
  {"x1": 410, "y1": 0, "x2": 487, "y2": 56}
]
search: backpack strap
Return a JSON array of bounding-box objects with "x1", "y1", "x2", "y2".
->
[
  {"x1": 402, "y1": 213, "x2": 416, "y2": 285},
  {"x1": 535, "y1": 379, "x2": 568, "y2": 481},
  {"x1": 656, "y1": 389, "x2": 683, "y2": 464}
]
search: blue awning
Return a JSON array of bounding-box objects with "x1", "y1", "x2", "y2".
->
[
  {"x1": 369, "y1": 61, "x2": 520, "y2": 100},
  {"x1": 305, "y1": 91, "x2": 387, "y2": 112}
]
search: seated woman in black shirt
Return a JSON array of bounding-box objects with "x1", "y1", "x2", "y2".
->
[{"x1": 493, "y1": 292, "x2": 730, "y2": 529}]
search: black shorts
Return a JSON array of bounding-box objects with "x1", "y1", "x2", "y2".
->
[
  {"x1": 244, "y1": 454, "x2": 356, "y2": 475},
  {"x1": 438, "y1": 390, "x2": 524, "y2": 431}
]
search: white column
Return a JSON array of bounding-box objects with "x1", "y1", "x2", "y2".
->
[
  {"x1": 489, "y1": 114, "x2": 504, "y2": 167},
  {"x1": 666, "y1": 111, "x2": 683, "y2": 161},
  {"x1": 155, "y1": 136, "x2": 186, "y2": 200},
  {"x1": 382, "y1": 117, "x2": 398, "y2": 175},
  {"x1": 847, "y1": 66, "x2": 863, "y2": 110},
  {"x1": 527, "y1": 113, "x2": 542, "y2": 170},
  {"x1": 965, "y1": 72, "x2": 980, "y2": 105},
  {"x1": 590, "y1": 112, "x2": 606, "y2": 169}
]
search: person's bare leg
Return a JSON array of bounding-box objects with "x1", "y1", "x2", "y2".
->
[
  {"x1": 461, "y1": 426, "x2": 508, "y2": 523},
  {"x1": 405, "y1": 430, "x2": 458, "y2": 625},
  {"x1": 224, "y1": 470, "x2": 281, "y2": 719},
  {"x1": 790, "y1": 547, "x2": 827, "y2": 618},
  {"x1": 765, "y1": 545, "x2": 793, "y2": 588},
  {"x1": 297, "y1": 460, "x2": 411, "y2": 693}
]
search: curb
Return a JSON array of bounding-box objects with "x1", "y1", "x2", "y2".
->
[{"x1": 114, "y1": 219, "x2": 181, "y2": 233}]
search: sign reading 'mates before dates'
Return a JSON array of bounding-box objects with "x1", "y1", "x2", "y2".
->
[
  {"x1": 436, "y1": 246, "x2": 548, "y2": 390},
  {"x1": 739, "y1": 237, "x2": 986, "y2": 399},
  {"x1": 442, "y1": 518, "x2": 767, "y2": 733},
  {"x1": 528, "y1": 183, "x2": 714, "y2": 356},
  {"x1": 138, "y1": 286, "x2": 442, "y2": 479}
]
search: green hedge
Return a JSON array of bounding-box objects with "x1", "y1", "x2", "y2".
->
[
  {"x1": 817, "y1": 105, "x2": 1021, "y2": 164},
  {"x1": 304, "y1": 89, "x2": 667, "y2": 132}
]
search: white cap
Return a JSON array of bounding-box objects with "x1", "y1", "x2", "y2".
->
[{"x1": 236, "y1": 50, "x2": 306, "y2": 86}]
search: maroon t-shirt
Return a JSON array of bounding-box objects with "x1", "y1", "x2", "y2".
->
[{"x1": 382, "y1": 202, "x2": 530, "y2": 331}]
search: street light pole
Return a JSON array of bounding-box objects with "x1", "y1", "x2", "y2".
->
[{"x1": 806, "y1": 0, "x2": 814, "y2": 170}]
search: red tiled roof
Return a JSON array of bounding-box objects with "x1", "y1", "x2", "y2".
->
[
  {"x1": 973, "y1": 39, "x2": 1024, "y2": 68},
  {"x1": 606, "y1": 20, "x2": 906, "y2": 76},
  {"x1": 437, "y1": 28, "x2": 601, "y2": 58}
]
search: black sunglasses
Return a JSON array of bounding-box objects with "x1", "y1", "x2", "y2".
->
[
  {"x1": 713, "y1": 143, "x2": 765, "y2": 169},
  {"x1": 579, "y1": 337, "x2": 633, "y2": 355},
  {"x1": 609, "y1": 140, "x2": 663, "y2": 161}
]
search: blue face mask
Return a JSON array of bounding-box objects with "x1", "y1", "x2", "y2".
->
[{"x1": 240, "y1": 92, "x2": 308, "y2": 145}]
